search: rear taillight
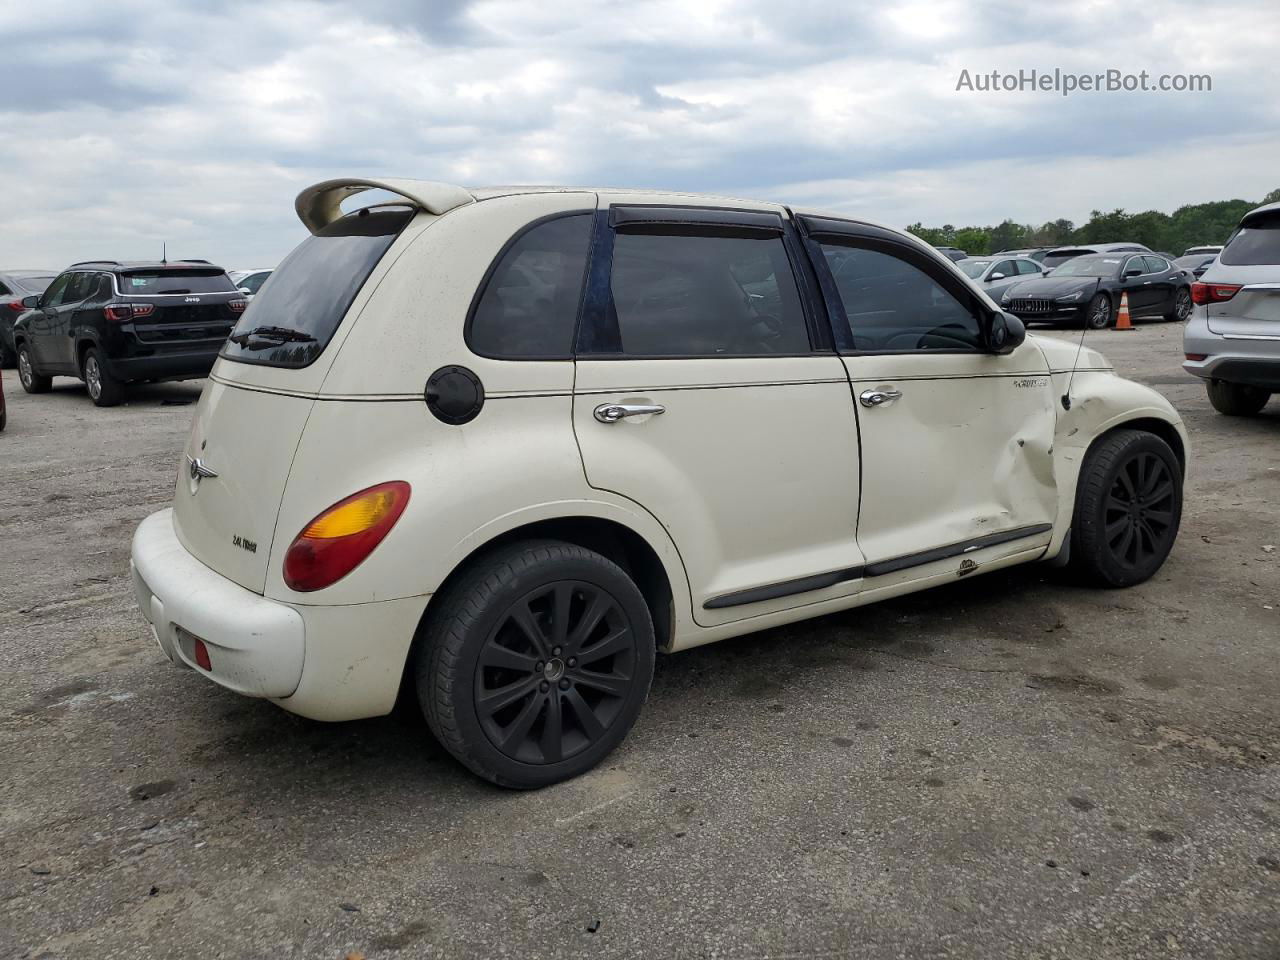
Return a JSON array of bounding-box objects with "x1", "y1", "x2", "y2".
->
[
  {"x1": 1190, "y1": 282, "x2": 1241, "y2": 306},
  {"x1": 5, "y1": 300, "x2": 25, "y2": 312},
  {"x1": 228, "y1": 299, "x2": 247, "y2": 314},
  {"x1": 104, "y1": 303, "x2": 156, "y2": 323},
  {"x1": 283, "y1": 482, "x2": 411, "y2": 592}
]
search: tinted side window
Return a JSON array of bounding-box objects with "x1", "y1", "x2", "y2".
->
[
  {"x1": 0, "y1": 282, "x2": 9, "y2": 296},
  {"x1": 1221, "y1": 218, "x2": 1280, "y2": 265},
  {"x1": 42, "y1": 273, "x2": 74, "y2": 306},
  {"x1": 1017, "y1": 259, "x2": 1041, "y2": 275},
  {"x1": 241, "y1": 272, "x2": 269, "y2": 294},
  {"x1": 994, "y1": 260, "x2": 1017, "y2": 278},
  {"x1": 469, "y1": 214, "x2": 592, "y2": 358},
  {"x1": 606, "y1": 232, "x2": 809, "y2": 357},
  {"x1": 820, "y1": 244, "x2": 983, "y2": 352},
  {"x1": 1144, "y1": 256, "x2": 1169, "y2": 273}
]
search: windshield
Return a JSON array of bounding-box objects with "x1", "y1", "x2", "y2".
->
[
  {"x1": 119, "y1": 269, "x2": 236, "y2": 295},
  {"x1": 958, "y1": 260, "x2": 992, "y2": 278},
  {"x1": 221, "y1": 207, "x2": 413, "y2": 369},
  {"x1": 1050, "y1": 255, "x2": 1121, "y2": 278}
]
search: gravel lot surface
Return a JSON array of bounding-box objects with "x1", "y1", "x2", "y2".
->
[{"x1": 1, "y1": 322, "x2": 1277, "y2": 958}]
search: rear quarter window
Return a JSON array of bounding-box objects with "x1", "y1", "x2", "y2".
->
[
  {"x1": 1220, "y1": 216, "x2": 1280, "y2": 266},
  {"x1": 222, "y1": 208, "x2": 413, "y2": 369},
  {"x1": 468, "y1": 214, "x2": 592, "y2": 358}
]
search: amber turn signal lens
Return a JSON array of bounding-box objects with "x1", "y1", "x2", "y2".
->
[{"x1": 283, "y1": 481, "x2": 411, "y2": 592}]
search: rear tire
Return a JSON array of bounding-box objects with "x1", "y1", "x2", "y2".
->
[
  {"x1": 417, "y1": 540, "x2": 655, "y2": 789},
  {"x1": 84, "y1": 348, "x2": 125, "y2": 407},
  {"x1": 1165, "y1": 286, "x2": 1192, "y2": 322},
  {"x1": 1069, "y1": 429, "x2": 1182, "y2": 587},
  {"x1": 16, "y1": 344, "x2": 50, "y2": 394},
  {"x1": 1205, "y1": 379, "x2": 1269, "y2": 416}
]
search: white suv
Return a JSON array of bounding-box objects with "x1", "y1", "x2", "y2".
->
[
  {"x1": 130, "y1": 177, "x2": 1189, "y2": 788},
  {"x1": 1183, "y1": 201, "x2": 1280, "y2": 415}
]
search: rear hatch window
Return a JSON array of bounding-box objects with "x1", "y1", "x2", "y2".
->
[
  {"x1": 120, "y1": 269, "x2": 236, "y2": 295},
  {"x1": 1220, "y1": 214, "x2": 1280, "y2": 266},
  {"x1": 221, "y1": 208, "x2": 413, "y2": 369},
  {"x1": 1042, "y1": 250, "x2": 1090, "y2": 269}
]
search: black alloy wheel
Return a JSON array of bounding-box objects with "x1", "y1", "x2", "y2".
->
[
  {"x1": 1101, "y1": 450, "x2": 1177, "y2": 570},
  {"x1": 419, "y1": 540, "x2": 654, "y2": 788},
  {"x1": 1069, "y1": 429, "x2": 1182, "y2": 587},
  {"x1": 1169, "y1": 287, "x2": 1192, "y2": 322},
  {"x1": 1086, "y1": 293, "x2": 1112, "y2": 329},
  {"x1": 475, "y1": 580, "x2": 638, "y2": 765}
]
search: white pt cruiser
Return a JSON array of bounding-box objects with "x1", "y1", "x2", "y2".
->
[{"x1": 130, "y1": 178, "x2": 1188, "y2": 788}]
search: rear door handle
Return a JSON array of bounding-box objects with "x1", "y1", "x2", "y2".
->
[
  {"x1": 594, "y1": 402, "x2": 666, "y2": 423},
  {"x1": 859, "y1": 388, "x2": 902, "y2": 408}
]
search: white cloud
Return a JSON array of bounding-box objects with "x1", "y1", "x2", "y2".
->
[{"x1": 0, "y1": 0, "x2": 1276, "y2": 269}]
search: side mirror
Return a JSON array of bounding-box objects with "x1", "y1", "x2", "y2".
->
[
  {"x1": 238, "y1": 287, "x2": 252, "y2": 295},
  {"x1": 988, "y1": 311, "x2": 1026, "y2": 355},
  {"x1": 1123, "y1": 269, "x2": 1142, "y2": 279},
  {"x1": 988, "y1": 272, "x2": 1006, "y2": 281},
  {"x1": 21, "y1": 294, "x2": 39, "y2": 308}
]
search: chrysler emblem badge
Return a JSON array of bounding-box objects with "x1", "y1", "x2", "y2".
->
[{"x1": 187, "y1": 455, "x2": 218, "y2": 484}]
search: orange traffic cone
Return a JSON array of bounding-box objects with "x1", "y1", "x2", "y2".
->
[{"x1": 1115, "y1": 292, "x2": 1134, "y2": 330}]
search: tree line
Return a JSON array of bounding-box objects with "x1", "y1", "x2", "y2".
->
[{"x1": 905, "y1": 188, "x2": 1280, "y2": 257}]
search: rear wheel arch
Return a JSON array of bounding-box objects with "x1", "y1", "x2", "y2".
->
[
  {"x1": 76, "y1": 337, "x2": 101, "y2": 377},
  {"x1": 396, "y1": 515, "x2": 680, "y2": 714},
  {"x1": 417, "y1": 516, "x2": 676, "y2": 654}
]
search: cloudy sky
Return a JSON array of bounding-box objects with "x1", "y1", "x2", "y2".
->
[{"x1": 2, "y1": 0, "x2": 1277, "y2": 268}]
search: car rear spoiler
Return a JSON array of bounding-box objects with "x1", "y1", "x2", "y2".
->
[{"x1": 295, "y1": 178, "x2": 475, "y2": 234}]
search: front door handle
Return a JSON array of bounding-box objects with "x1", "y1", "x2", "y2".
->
[
  {"x1": 859, "y1": 388, "x2": 902, "y2": 408},
  {"x1": 594, "y1": 402, "x2": 666, "y2": 423}
]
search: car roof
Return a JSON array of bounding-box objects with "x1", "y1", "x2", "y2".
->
[
  {"x1": 1241, "y1": 201, "x2": 1280, "y2": 226},
  {"x1": 300, "y1": 176, "x2": 934, "y2": 237},
  {"x1": 66, "y1": 260, "x2": 225, "y2": 272}
]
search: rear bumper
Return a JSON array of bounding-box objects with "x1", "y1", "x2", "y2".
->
[
  {"x1": 1183, "y1": 355, "x2": 1280, "y2": 390},
  {"x1": 131, "y1": 510, "x2": 305, "y2": 697},
  {"x1": 105, "y1": 348, "x2": 220, "y2": 383},
  {"x1": 130, "y1": 509, "x2": 427, "y2": 721},
  {"x1": 1183, "y1": 309, "x2": 1280, "y2": 389}
]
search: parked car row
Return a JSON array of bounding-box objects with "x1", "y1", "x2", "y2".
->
[
  {"x1": 4, "y1": 261, "x2": 271, "y2": 408},
  {"x1": 999, "y1": 252, "x2": 1193, "y2": 329}
]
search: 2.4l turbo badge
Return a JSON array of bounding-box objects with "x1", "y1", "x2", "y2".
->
[{"x1": 232, "y1": 535, "x2": 258, "y2": 554}]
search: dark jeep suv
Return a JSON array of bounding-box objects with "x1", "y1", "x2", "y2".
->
[{"x1": 13, "y1": 261, "x2": 245, "y2": 406}]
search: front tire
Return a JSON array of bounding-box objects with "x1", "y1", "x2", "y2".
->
[
  {"x1": 1085, "y1": 293, "x2": 1112, "y2": 329},
  {"x1": 16, "y1": 344, "x2": 51, "y2": 393},
  {"x1": 418, "y1": 540, "x2": 655, "y2": 789},
  {"x1": 83, "y1": 348, "x2": 125, "y2": 407},
  {"x1": 1205, "y1": 379, "x2": 1269, "y2": 416},
  {"x1": 1069, "y1": 429, "x2": 1182, "y2": 587}
]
